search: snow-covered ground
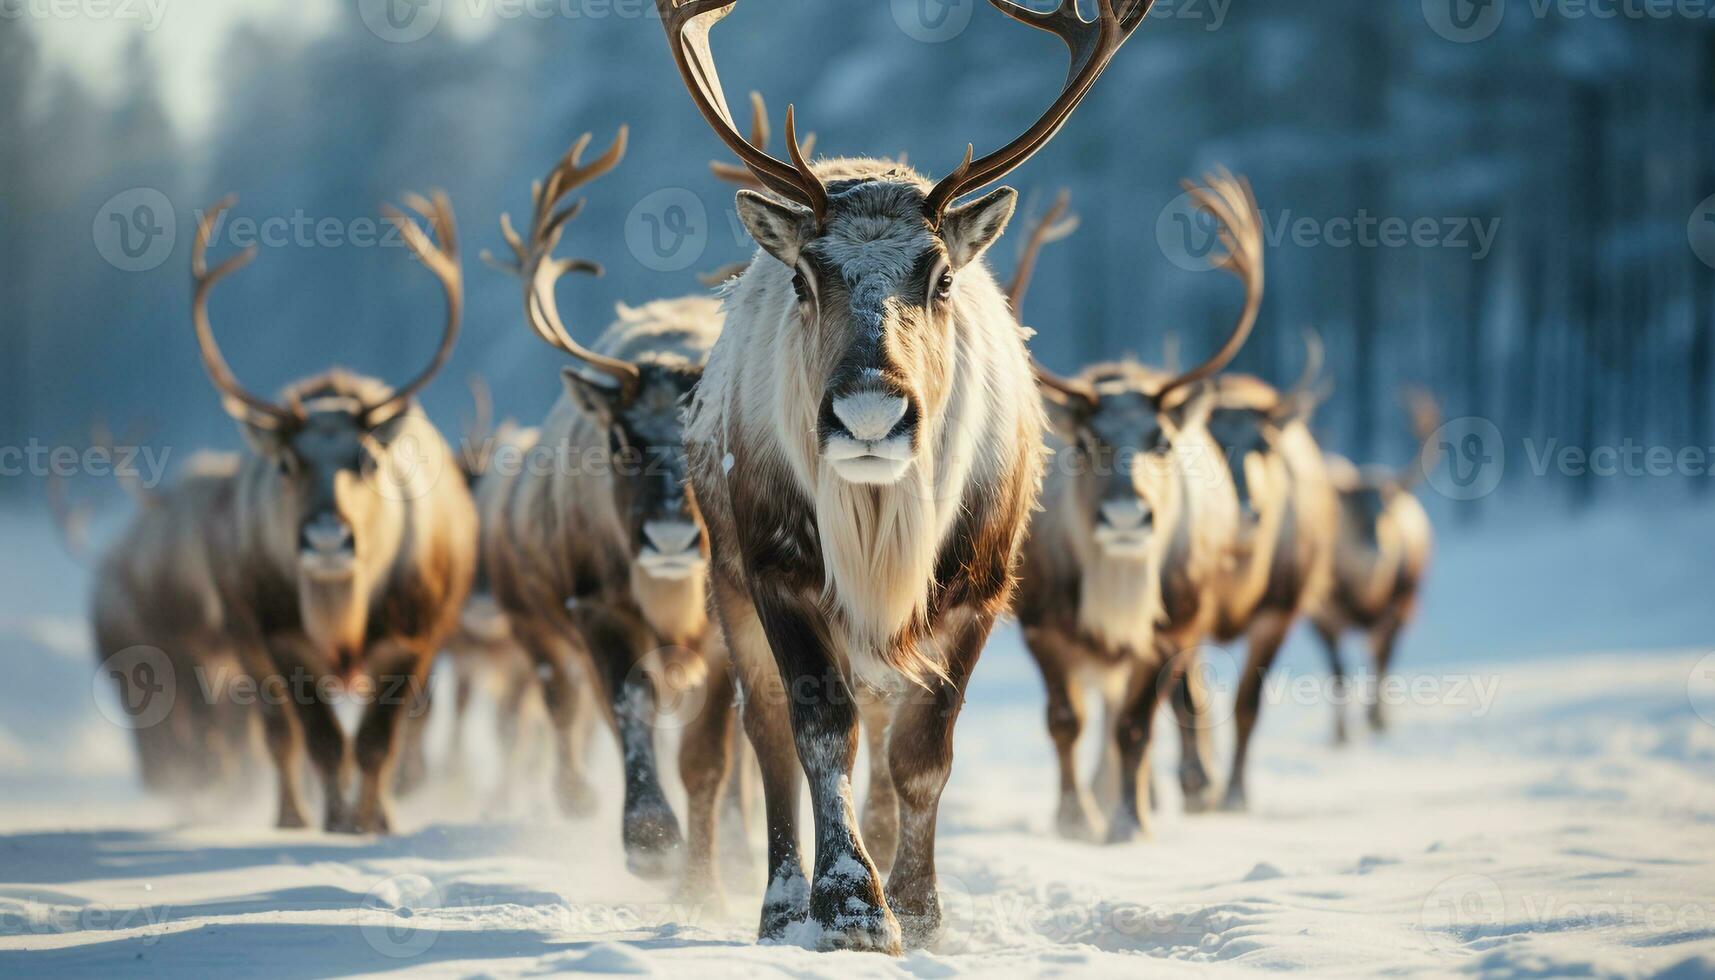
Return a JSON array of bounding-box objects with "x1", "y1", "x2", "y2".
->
[{"x1": 2, "y1": 499, "x2": 1714, "y2": 978}]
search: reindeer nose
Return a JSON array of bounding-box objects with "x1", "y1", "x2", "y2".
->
[
  {"x1": 1100, "y1": 498, "x2": 1151, "y2": 531},
  {"x1": 644, "y1": 520, "x2": 701, "y2": 557},
  {"x1": 301, "y1": 513, "x2": 353, "y2": 554},
  {"x1": 831, "y1": 390, "x2": 910, "y2": 443}
]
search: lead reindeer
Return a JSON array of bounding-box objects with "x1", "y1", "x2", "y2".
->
[
  {"x1": 1012, "y1": 174, "x2": 1261, "y2": 843},
  {"x1": 660, "y1": 0, "x2": 1158, "y2": 951},
  {"x1": 1312, "y1": 390, "x2": 1441, "y2": 739},
  {"x1": 480, "y1": 131, "x2": 750, "y2": 895},
  {"x1": 187, "y1": 193, "x2": 477, "y2": 833}
]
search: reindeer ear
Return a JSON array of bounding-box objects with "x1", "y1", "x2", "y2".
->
[
  {"x1": 1161, "y1": 382, "x2": 1216, "y2": 441},
  {"x1": 561, "y1": 367, "x2": 623, "y2": 427},
  {"x1": 1040, "y1": 385, "x2": 1093, "y2": 444},
  {"x1": 736, "y1": 190, "x2": 816, "y2": 268},
  {"x1": 1270, "y1": 389, "x2": 1320, "y2": 429},
  {"x1": 941, "y1": 187, "x2": 1017, "y2": 270},
  {"x1": 225, "y1": 398, "x2": 290, "y2": 457}
]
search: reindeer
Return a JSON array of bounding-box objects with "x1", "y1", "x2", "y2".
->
[
  {"x1": 1012, "y1": 174, "x2": 1262, "y2": 843},
  {"x1": 82, "y1": 449, "x2": 259, "y2": 797},
  {"x1": 1311, "y1": 390, "x2": 1441, "y2": 739},
  {"x1": 658, "y1": 0, "x2": 1157, "y2": 951},
  {"x1": 180, "y1": 192, "x2": 477, "y2": 833},
  {"x1": 1165, "y1": 333, "x2": 1340, "y2": 810},
  {"x1": 480, "y1": 130, "x2": 751, "y2": 894}
]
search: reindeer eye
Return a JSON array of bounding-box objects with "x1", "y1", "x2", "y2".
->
[
  {"x1": 277, "y1": 452, "x2": 299, "y2": 477},
  {"x1": 791, "y1": 271, "x2": 812, "y2": 305},
  {"x1": 934, "y1": 270, "x2": 954, "y2": 301}
]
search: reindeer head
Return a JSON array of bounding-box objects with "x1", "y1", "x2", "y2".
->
[
  {"x1": 191, "y1": 194, "x2": 461, "y2": 586},
  {"x1": 1044, "y1": 367, "x2": 1216, "y2": 560},
  {"x1": 488, "y1": 130, "x2": 710, "y2": 583},
  {"x1": 1197, "y1": 332, "x2": 1329, "y2": 530},
  {"x1": 661, "y1": 0, "x2": 1158, "y2": 488},
  {"x1": 1332, "y1": 388, "x2": 1443, "y2": 553},
  {"x1": 562, "y1": 355, "x2": 708, "y2": 581},
  {"x1": 1023, "y1": 173, "x2": 1265, "y2": 559}
]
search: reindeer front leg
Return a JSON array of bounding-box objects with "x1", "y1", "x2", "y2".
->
[
  {"x1": 1023, "y1": 627, "x2": 1100, "y2": 841},
  {"x1": 268, "y1": 639, "x2": 354, "y2": 832},
  {"x1": 857, "y1": 689, "x2": 900, "y2": 874},
  {"x1": 1223, "y1": 610, "x2": 1291, "y2": 812},
  {"x1": 884, "y1": 608, "x2": 992, "y2": 950},
  {"x1": 577, "y1": 604, "x2": 684, "y2": 879},
  {"x1": 513, "y1": 623, "x2": 598, "y2": 818},
  {"x1": 1107, "y1": 648, "x2": 1175, "y2": 844},
  {"x1": 675, "y1": 648, "x2": 735, "y2": 904},
  {"x1": 353, "y1": 642, "x2": 435, "y2": 835},
  {"x1": 752, "y1": 584, "x2": 899, "y2": 954},
  {"x1": 1169, "y1": 656, "x2": 1216, "y2": 812},
  {"x1": 714, "y1": 578, "x2": 810, "y2": 943}
]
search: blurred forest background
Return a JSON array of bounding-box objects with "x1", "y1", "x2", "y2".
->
[{"x1": 3, "y1": 0, "x2": 1714, "y2": 515}]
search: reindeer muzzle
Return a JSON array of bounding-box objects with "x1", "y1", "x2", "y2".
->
[
  {"x1": 299, "y1": 512, "x2": 356, "y2": 580},
  {"x1": 638, "y1": 519, "x2": 706, "y2": 581},
  {"x1": 1095, "y1": 497, "x2": 1155, "y2": 558},
  {"x1": 820, "y1": 386, "x2": 919, "y2": 486}
]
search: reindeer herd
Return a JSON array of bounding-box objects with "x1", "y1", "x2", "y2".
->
[{"x1": 63, "y1": 0, "x2": 1446, "y2": 956}]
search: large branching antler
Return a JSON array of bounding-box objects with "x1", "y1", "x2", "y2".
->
[
  {"x1": 1151, "y1": 168, "x2": 1265, "y2": 406},
  {"x1": 923, "y1": 0, "x2": 1158, "y2": 228},
  {"x1": 1007, "y1": 188, "x2": 1081, "y2": 316},
  {"x1": 192, "y1": 198, "x2": 294, "y2": 428},
  {"x1": 194, "y1": 193, "x2": 463, "y2": 427},
  {"x1": 366, "y1": 191, "x2": 464, "y2": 423},
  {"x1": 709, "y1": 91, "x2": 817, "y2": 192},
  {"x1": 661, "y1": 0, "x2": 1150, "y2": 231},
  {"x1": 658, "y1": 1, "x2": 827, "y2": 224},
  {"x1": 483, "y1": 129, "x2": 641, "y2": 401}
]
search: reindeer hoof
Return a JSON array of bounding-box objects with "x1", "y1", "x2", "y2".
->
[
  {"x1": 1055, "y1": 797, "x2": 1100, "y2": 842},
  {"x1": 811, "y1": 858, "x2": 900, "y2": 954},
  {"x1": 1332, "y1": 725, "x2": 1350, "y2": 747},
  {"x1": 1181, "y1": 789, "x2": 1217, "y2": 815},
  {"x1": 277, "y1": 800, "x2": 310, "y2": 830},
  {"x1": 886, "y1": 887, "x2": 943, "y2": 951},
  {"x1": 673, "y1": 868, "x2": 727, "y2": 914},
  {"x1": 325, "y1": 811, "x2": 361, "y2": 835},
  {"x1": 623, "y1": 806, "x2": 684, "y2": 880},
  {"x1": 757, "y1": 867, "x2": 810, "y2": 942},
  {"x1": 556, "y1": 776, "x2": 598, "y2": 819},
  {"x1": 1220, "y1": 787, "x2": 1249, "y2": 813},
  {"x1": 1104, "y1": 812, "x2": 1148, "y2": 845}
]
